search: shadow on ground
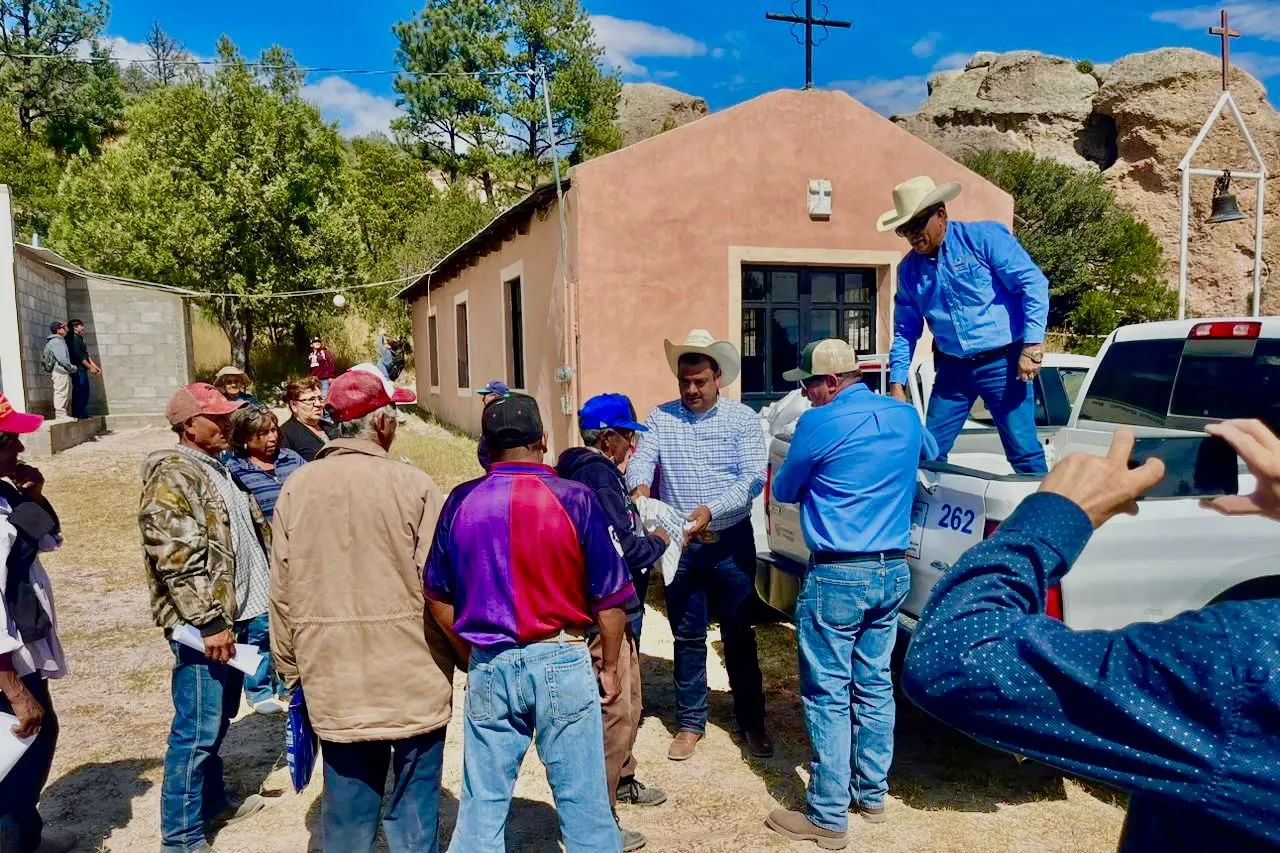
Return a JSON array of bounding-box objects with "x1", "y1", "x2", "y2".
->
[
  {"x1": 640, "y1": 573, "x2": 1071, "y2": 816},
  {"x1": 304, "y1": 788, "x2": 562, "y2": 852},
  {"x1": 41, "y1": 758, "x2": 162, "y2": 852}
]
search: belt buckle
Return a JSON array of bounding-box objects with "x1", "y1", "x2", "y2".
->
[{"x1": 696, "y1": 530, "x2": 720, "y2": 544}]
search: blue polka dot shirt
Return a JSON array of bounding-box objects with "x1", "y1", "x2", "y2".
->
[{"x1": 903, "y1": 492, "x2": 1280, "y2": 852}]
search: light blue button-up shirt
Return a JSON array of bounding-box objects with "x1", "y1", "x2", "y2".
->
[
  {"x1": 889, "y1": 220, "x2": 1050, "y2": 386},
  {"x1": 625, "y1": 398, "x2": 766, "y2": 532},
  {"x1": 771, "y1": 383, "x2": 936, "y2": 553}
]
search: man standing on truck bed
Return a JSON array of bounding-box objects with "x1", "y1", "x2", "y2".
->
[
  {"x1": 879, "y1": 176, "x2": 1050, "y2": 474},
  {"x1": 763, "y1": 340, "x2": 934, "y2": 851},
  {"x1": 626, "y1": 329, "x2": 771, "y2": 763}
]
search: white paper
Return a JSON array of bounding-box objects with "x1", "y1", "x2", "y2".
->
[
  {"x1": 0, "y1": 712, "x2": 36, "y2": 783},
  {"x1": 635, "y1": 497, "x2": 694, "y2": 585},
  {"x1": 172, "y1": 624, "x2": 264, "y2": 677}
]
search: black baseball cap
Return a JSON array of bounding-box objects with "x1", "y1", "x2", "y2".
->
[{"x1": 482, "y1": 393, "x2": 543, "y2": 451}]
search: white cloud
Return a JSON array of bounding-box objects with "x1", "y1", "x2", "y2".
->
[
  {"x1": 1234, "y1": 50, "x2": 1280, "y2": 77},
  {"x1": 830, "y1": 76, "x2": 929, "y2": 116},
  {"x1": 932, "y1": 52, "x2": 971, "y2": 73},
  {"x1": 83, "y1": 34, "x2": 153, "y2": 63},
  {"x1": 590, "y1": 15, "x2": 708, "y2": 78},
  {"x1": 911, "y1": 32, "x2": 941, "y2": 59},
  {"x1": 831, "y1": 51, "x2": 974, "y2": 116},
  {"x1": 1152, "y1": 3, "x2": 1280, "y2": 40},
  {"x1": 301, "y1": 77, "x2": 404, "y2": 138}
]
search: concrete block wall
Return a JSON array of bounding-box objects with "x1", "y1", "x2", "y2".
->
[
  {"x1": 15, "y1": 253, "x2": 70, "y2": 417},
  {"x1": 65, "y1": 278, "x2": 194, "y2": 415}
]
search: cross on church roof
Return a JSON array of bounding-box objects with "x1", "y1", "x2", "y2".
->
[
  {"x1": 766, "y1": 0, "x2": 851, "y2": 90},
  {"x1": 1209, "y1": 8, "x2": 1241, "y2": 92}
]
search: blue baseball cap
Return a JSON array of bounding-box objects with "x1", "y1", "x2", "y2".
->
[
  {"x1": 476, "y1": 379, "x2": 510, "y2": 396},
  {"x1": 578, "y1": 394, "x2": 647, "y2": 432}
]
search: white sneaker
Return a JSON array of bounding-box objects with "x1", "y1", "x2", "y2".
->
[{"x1": 252, "y1": 698, "x2": 287, "y2": 716}]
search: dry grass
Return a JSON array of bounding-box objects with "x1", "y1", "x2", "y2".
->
[
  {"x1": 393, "y1": 412, "x2": 484, "y2": 492},
  {"x1": 26, "y1": 425, "x2": 1127, "y2": 853}
]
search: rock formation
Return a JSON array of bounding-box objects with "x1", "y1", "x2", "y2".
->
[
  {"x1": 896, "y1": 48, "x2": 1280, "y2": 318},
  {"x1": 615, "y1": 83, "x2": 709, "y2": 147}
]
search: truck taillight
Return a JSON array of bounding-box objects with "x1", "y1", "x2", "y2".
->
[
  {"x1": 764, "y1": 463, "x2": 773, "y2": 535},
  {"x1": 1190, "y1": 321, "x2": 1261, "y2": 339},
  {"x1": 1045, "y1": 583, "x2": 1064, "y2": 621},
  {"x1": 984, "y1": 519, "x2": 1063, "y2": 620}
]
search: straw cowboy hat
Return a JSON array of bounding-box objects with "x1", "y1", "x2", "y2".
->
[
  {"x1": 664, "y1": 329, "x2": 741, "y2": 388},
  {"x1": 875, "y1": 176, "x2": 962, "y2": 233}
]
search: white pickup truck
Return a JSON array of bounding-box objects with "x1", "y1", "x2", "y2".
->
[{"x1": 756, "y1": 319, "x2": 1280, "y2": 633}]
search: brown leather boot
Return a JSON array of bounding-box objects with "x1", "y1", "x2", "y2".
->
[
  {"x1": 765, "y1": 809, "x2": 848, "y2": 850},
  {"x1": 744, "y1": 728, "x2": 774, "y2": 758},
  {"x1": 667, "y1": 730, "x2": 703, "y2": 761}
]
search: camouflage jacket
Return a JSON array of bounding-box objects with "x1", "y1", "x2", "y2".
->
[{"x1": 139, "y1": 448, "x2": 271, "y2": 635}]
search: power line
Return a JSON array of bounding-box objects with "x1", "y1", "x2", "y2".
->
[
  {"x1": 4, "y1": 51, "x2": 535, "y2": 79},
  {"x1": 92, "y1": 270, "x2": 430, "y2": 299}
]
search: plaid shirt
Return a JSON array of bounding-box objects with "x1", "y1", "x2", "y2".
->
[
  {"x1": 625, "y1": 398, "x2": 766, "y2": 532},
  {"x1": 177, "y1": 446, "x2": 272, "y2": 622}
]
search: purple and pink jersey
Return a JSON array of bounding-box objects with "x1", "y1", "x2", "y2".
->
[{"x1": 424, "y1": 462, "x2": 635, "y2": 650}]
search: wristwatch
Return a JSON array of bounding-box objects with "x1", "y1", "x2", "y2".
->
[{"x1": 1022, "y1": 346, "x2": 1044, "y2": 365}]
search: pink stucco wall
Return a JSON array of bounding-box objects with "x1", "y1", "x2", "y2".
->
[
  {"x1": 408, "y1": 88, "x2": 1015, "y2": 452},
  {"x1": 572, "y1": 88, "x2": 1014, "y2": 421},
  {"x1": 410, "y1": 190, "x2": 580, "y2": 456}
]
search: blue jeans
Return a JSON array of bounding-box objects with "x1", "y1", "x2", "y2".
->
[
  {"x1": 0, "y1": 675, "x2": 57, "y2": 853},
  {"x1": 926, "y1": 346, "x2": 1047, "y2": 474},
  {"x1": 797, "y1": 558, "x2": 910, "y2": 833},
  {"x1": 160, "y1": 640, "x2": 244, "y2": 853},
  {"x1": 664, "y1": 520, "x2": 765, "y2": 734},
  {"x1": 236, "y1": 613, "x2": 280, "y2": 705},
  {"x1": 449, "y1": 642, "x2": 621, "y2": 853},
  {"x1": 70, "y1": 369, "x2": 90, "y2": 419},
  {"x1": 321, "y1": 729, "x2": 446, "y2": 853}
]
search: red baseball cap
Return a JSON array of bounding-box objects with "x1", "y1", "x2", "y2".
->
[
  {"x1": 165, "y1": 382, "x2": 244, "y2": 425},
  {"x1": 326, "y1": 363, "x2": 416, "y2": 423},
  {"x1": 0, "y1": 393, "x2": 44, "y2": 434}
]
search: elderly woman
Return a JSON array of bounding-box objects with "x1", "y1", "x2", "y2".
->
[
  {"x1": 213, "y1": 366, "x2": 260, "y2": 405},
  {"x1": 279, "y1": 376, "x2": 338, "y2": 463},
  {"x1": 222, "y1": 404, "x2": 304, "y2": 715}
]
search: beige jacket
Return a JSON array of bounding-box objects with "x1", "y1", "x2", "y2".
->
[{"x1": 269, "y1": 438, "x2": 453, "y2": 743}]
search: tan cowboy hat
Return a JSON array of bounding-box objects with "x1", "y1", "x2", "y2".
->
[
  {"x1": 875, "y1": 176, "x2": 962, "y2": 233},
  {"x1": 664, "y1": 329, "x2": 741, "y2": 387}
]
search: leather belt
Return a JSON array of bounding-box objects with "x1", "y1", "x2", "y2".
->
[
  {"x1": 811, "y1": 550, "x2": 907, "y2": 565},
  {"x1": 936, "y1": 342, "x2": 1021, "y2": 366}
]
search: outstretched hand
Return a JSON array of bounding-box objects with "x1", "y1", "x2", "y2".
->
[
  {"x1": 1039, "y1": 429, "x2": 1165, "y2": 528},
  {"x1": 1203, "y1": 420, "x2": 1280, "y2": 521}
]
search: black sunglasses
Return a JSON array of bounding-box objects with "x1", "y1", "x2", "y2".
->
[{"x1": 895, "y1": 206, "x2": 940, "y2": 238}]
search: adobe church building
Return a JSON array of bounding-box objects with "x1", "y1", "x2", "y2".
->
[{"x1": 400, "y1": 88, "x2": 1014, "y2": 455}]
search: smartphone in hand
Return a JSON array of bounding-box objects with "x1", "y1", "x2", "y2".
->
[{"x1": 1128, "y1": 436, "x2": 1239, "y2": 500}]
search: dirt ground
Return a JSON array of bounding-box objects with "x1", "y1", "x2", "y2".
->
[{"x1": 26, "y1": 424, "x2": 1126, "y2": 853}]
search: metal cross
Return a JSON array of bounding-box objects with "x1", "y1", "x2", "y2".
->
[
  {"x1": 766, "y1": 0, "x2": 852, "y2": 90},
  {"x1": 1209, "y1": 8, "x2": 1241, "y2": 92}
]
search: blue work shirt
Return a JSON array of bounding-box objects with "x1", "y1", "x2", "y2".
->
[
  {"x1": 904, "y1": 492, "x2": 1280, "y2": 853},
  {"x1": 771, "y1": 383, "x2": 936, "y2": 554},
  {"x1": 889, "y1": 220, "x2": 1050, "y2": 386}
]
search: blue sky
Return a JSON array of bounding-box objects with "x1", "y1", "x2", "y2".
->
[{"x1": 98, "y1": 1, "x2": 1280, "y2": 136}]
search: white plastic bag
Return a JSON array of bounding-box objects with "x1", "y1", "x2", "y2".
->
[{"x1": 635, "y1": 496, "x2": 691, "y2": 585}]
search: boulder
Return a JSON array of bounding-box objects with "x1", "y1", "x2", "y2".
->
[
  {"x1": 615, "y1": 83, "x2": 709, "y2": 147},
  {"x1": 896, "y1": 47, "x2": 1280, "y2": 318},
  {"x1": 895, "y1": 52, "x2": 1099, "y2": 171}
]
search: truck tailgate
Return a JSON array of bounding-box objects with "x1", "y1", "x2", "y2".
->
[{"x1": 903, "y1": 469, "x2": 995, "y2": 619}]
